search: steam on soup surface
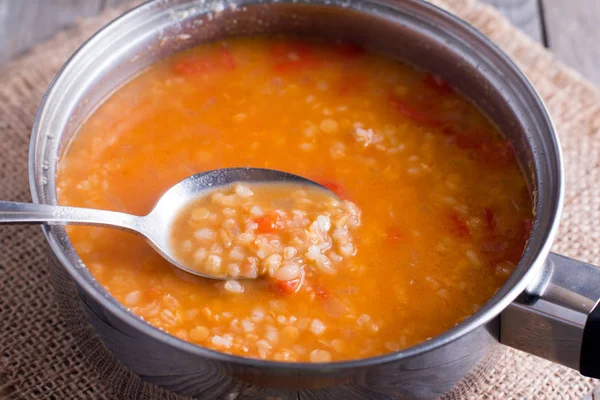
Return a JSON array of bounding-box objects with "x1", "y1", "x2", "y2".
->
[{"x1": 57, "y1": 37, "x2": 532, "y2": 362}]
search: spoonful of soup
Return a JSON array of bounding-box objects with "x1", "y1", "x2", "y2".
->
[{"x1": 0, "y1": 168, "x2": 360, "y2": 282}]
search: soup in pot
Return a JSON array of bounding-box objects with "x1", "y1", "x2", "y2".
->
[{"x1": 57, "y1": 37, "x2": 533, "y2": 362}]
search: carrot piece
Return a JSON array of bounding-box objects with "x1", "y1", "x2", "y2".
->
[
  {"x1": 389, "y1": 94, "x2": 441, "y2": 127},
  {"x1": 448, "y1": 212, "x2": 470, "y2": 237},
  {"x1": 220, "y1": 46, "x2": 236, "y2": 69},
  {"x1": 255, "y1": 212, "x2": 285, "y2": 234},
  {"x1": 423, "y1": 73, "x2": 453, "y2": 94}
]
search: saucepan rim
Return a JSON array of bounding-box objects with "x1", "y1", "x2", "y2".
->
[{"x1": 28, "y1": 0, "x2": 563, "y2": 372}]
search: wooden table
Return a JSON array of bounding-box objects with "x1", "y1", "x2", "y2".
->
[
  {"x1": 0, "y1": 0, "x2": 599, "y2": 87},
  {"x1": 485, "y1": 0, "x2": 600, "y2": 86}
]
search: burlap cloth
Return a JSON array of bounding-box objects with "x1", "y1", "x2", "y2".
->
[{"x1": 2, "y1": 0, "x2": 600, "y2": 398}]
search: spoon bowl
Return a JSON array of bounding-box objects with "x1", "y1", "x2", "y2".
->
[{"x1": 0, "y1": 168, "x2": 328, "y2": 280}]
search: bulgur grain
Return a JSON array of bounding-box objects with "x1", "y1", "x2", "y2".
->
[
  {"x1": 309, "y1": 349, "x2": 332, "y2": 362},
  {"x1": 320, "y1": 119, "x2": 338, "y2": 133},
  {"x1": 310, "y1": 319, "x2": 326, "y2": 336}
]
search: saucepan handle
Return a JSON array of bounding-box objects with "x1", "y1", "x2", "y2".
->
[{"x1": 500, "y1": 252, "x2": 600, "y2": 377}]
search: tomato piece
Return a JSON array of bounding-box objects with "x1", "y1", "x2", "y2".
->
[
  {"x1": 318, "y1": 180, "x2": 347, "y2": 199},
  {"x1": 447, "y1": 212, "x2": 470, "y2": 237},
  {"x1": 332, "y1": 42, "x2": 365, "y2": 59},
  {"x1": 273, "y1": 269, "x2": 306, "y2": 295},
  {"x1": 423, "y1": 73, "x2": 453, "y2": 94},
  {"x1": 275, "y1": 279, "x2": 302, "y2": 295},
  {"x1": 389, "y1": 94, "x2": 441, "y2": 127},
  {"x1": 483, "y1": 208, "x2": 497, "y2": 230},
  {"x1": 220, "y1": 46, "x2": 236, "y2": 69},
  {"x1": 255, "y1": 212, "x2": 285, "y2": 233}
]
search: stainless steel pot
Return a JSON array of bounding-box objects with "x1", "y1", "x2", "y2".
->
[{"x1": 28, "y1": 0, "x2": 600, "y2": 398}]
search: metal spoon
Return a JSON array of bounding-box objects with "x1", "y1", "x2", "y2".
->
[{"x1": 0, "y1": 168, "x2": 327, "y2": 280}]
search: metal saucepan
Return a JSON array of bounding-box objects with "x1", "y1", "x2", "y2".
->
[{"x1": 28, "y1": 0, "x2": 600, "y2": 398}]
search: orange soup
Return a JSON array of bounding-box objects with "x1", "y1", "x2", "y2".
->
[{"x1": 57, "y1": 37, "x2": 532, "y2": 362}]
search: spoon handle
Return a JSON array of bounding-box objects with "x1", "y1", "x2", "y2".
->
[{"x1": 0, "y1": 201, "x2": 144, "y2": 233}]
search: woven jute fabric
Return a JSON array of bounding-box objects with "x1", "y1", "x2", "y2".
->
[{"x1": 1, "y1": 0, "x2": 600, "y2": 398}]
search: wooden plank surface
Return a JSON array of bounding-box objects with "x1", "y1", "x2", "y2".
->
[
  {"x1": 481, "y1": 0, "x2": 544, "y2": 43},
  {"x1": 541, "y1": 0, "x2": 600, "y2": 86},
  {"x1": 0, "y1": 0, "x2": 103, "y2": 64}
]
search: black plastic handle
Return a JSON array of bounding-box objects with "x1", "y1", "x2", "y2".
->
[{"x1": 581, "y1": 301, "x2": 600, "y2": 377}]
